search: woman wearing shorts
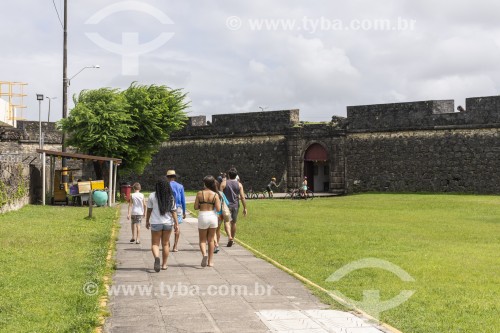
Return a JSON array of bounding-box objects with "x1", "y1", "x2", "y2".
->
[
  {"x1": 194, "y1": 175, "x2": 221, "y2": 267},
  {"x1": 146, "y1": 176, "x2": 179, "y2": 272}
]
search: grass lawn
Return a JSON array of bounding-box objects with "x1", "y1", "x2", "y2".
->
[
  {"x1": 184, "y1": 190, "x2": 198, "y2": 197},
  {"x1": 0, "y1": 205, "x2": 118, "y2": 333},
  {"x1": 142, "y1": 190, "x2": 197, "y2": 198},
  {"x1": 219, "y1": 194, "x2": 499, "y2": 333}
]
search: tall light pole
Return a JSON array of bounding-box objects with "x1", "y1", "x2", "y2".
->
[
  {"x1": 60, "y1": 0, "x2": 99, "y2": 186},
  {"x1": 46, "y1": 96, "x2": 57, "y2": 122},
  {"x1": 62, "y1": 0, "x2": 68, "y2": 134},
  {"x1": 61, "y1": 0, "x2": 68, "y2": 186},
  {"x1": 60, "y1": 63, "x2": 100, "y2": 187},
  {"x1": 36, "y1": 94, "x2": 44, "y2": 151}
]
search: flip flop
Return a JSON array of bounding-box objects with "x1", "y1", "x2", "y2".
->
[
  {"x1": 161, "y1": 266, "x2": 168, "y2": 270},
  {"x1": 172, "y1": 248, "x2": 178, "y2": 252},
  {"x1": 201, "y1": 255, "x2": 208, "y2": 267},
  {"x1": 154, "y1": 257, "x2": 161, "y2": 272}
]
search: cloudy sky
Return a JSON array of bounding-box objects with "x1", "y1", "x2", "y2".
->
[{"x1": 1, "y1": 0, "x2": 500, "y2": 123}]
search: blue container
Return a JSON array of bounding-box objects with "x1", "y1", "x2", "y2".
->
[{"x1": 92, "y1": 190, "x2": 108, "y2": 206}]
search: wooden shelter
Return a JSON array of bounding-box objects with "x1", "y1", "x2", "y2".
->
[{"x1": 36, "y1": 149, "x2": 122, "y2": 207}]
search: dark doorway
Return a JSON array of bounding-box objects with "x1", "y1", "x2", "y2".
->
[
  {"x1": 304, "y1": 161, "x2": 314, "y2": 191},
  {"x1": 29, "y1": 165, "x2": 42, "y2": 204},
  {"x1": 304, "y1": 143, "x2": 329, "y2": 192}
]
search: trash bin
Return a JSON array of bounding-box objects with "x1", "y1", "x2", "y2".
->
[
  {"x1": 92, "y1": 190, "x2": 108, "y2": 206},
  {"x1": 120, "y1": 183, "x2": 132, "y2": 202}
]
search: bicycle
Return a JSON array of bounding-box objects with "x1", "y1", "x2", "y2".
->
[
  {"x1": 284, "y1": 188, "x2": 299, "y2": 199},
  {"x1": 284, "y1": 187, "x2": 314, "y2": 200},
  {"x1": 245, "y1": 188, "x2": 260, "y2": 199},
  {"x1": 303, "y1": 189, "x2": 314, "y2": 200},
  {"x1": 261, "y1": 189, "x2": 274, "y2": 199}
]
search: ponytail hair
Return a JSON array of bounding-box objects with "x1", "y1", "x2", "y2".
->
[{"x1": 155, "y1": 176, "x2": 174, "y2": 215}]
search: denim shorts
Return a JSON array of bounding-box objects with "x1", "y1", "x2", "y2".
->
[
  {"x1": 150, "y1": 224, "x2": 173, "y2": 232},
  {"x1": 230, "y1": 206, "x2": 239, "y2": 223}
]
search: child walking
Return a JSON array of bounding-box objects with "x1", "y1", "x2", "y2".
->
[{"x1": 127, "y1": 182, "x2": 146, "y2": 244}]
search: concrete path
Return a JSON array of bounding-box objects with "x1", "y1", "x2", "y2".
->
[{"x1": 104, "y1": 204, "x2": 388, "y2": 333}]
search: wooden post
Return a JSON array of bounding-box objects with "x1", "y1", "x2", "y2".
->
[
  {"x1": 88, "y1": 190, "x2": 93, "y2": 218},
  {"x1": 108, "y1": 160, "x2": 113, "y2": 207}
]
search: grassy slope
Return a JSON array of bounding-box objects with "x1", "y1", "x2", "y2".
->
[
  {"x1": 0, "y1": 205, "x2": 118, "y2": 333},
  {"x1": 233, "y1": 194, "x2": 500, "y2": 333}
]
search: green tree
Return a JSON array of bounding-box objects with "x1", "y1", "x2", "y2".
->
[
  {"x1": 58, "y1": 83, "x2": 189, "y2": 180},
  {"x1": 123, "y1": 83, "x2": 189, "y2": 174}
]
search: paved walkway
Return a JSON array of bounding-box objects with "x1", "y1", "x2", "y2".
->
[{"x1": 104, "y1": 204, "x2": 388, "y2": 333}]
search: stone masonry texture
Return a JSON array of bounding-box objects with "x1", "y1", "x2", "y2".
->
[{"x1": 4, "y1": 95, "x2": 500, "y2": 195}]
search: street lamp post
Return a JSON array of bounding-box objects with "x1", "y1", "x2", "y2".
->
[
  {"x1": 46, "y1": 96, "x2": 57, "y2": 123},
  {"x1": 60, "y1": 0, "x2": 99, "y2": 186},
  {"x1": 61, "y1": 0, "x2": 68, "y2": 190},
  {"x1": 61, "y1": 64, "x2": 100, "y2": 125},
  {"x1": 61, "y1": 64, "x2": 100, "y2": 187},
  {"x1": 62, "y1": 65, "x2": 100, "y2": 123},
  {"x1": 36, "y1": 94, "x2": 44, "y2": 151},
  {"x1": 68, "y1": 65, "x2": 100, "y2": 86}
]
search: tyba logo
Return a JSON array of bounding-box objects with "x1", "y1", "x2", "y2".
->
[
  {"x1": 85, "y1": 1, "x2": 174, "y2": 75},
  {"x1": 326, "y1": 258, "x2": 415, "y2": 320}
]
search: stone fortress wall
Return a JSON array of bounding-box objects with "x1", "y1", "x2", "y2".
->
[
  {"x1": 3, "y1": 95, "x2": 500, "y2": 196},
  {"x1": 132, "y1": 95, "x2": 500, "y2": 194},
  {"x1": 131, "y1": 111, "x2": 296, "y2": 191},
  {"x1": 346, "y1": 96, "x2": 500, "y2": 193},
  {"x1": 0, "y1": 121, "x2": 86, "y2": 208}
]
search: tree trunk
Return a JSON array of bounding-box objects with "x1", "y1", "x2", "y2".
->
[{"x1": 93, "y1": 161, "x2": 109, "y2": 186}]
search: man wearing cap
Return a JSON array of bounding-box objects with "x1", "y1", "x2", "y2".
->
[{"x1": 167, "y1": 169, "x2": 186, "y2": 252}]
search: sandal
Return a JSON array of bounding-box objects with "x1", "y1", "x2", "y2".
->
[
  {"x1": 201, "y1": 255, "x2": 208, "y2": 267},
  {"x1": 227, "y1": 240, "x2": 233, "y2": 247},
  {"x1": 154, "y1": 257, "x2": 161, "y2": 272},
  {"x1": 130, "y1": 239, "x2": 135, "y2": 243}
]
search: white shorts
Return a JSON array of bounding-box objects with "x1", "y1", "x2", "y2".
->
[{"x1": 198, "y1": 211, "x2": 218, "y2": 230}]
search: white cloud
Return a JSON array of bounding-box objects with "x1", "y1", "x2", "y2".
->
[
  {"x1": 1, "y1": 0, "x2": 500, "y2": 122},
  {"x1": 413, "y1": 74, "x2": 497, "y2": 103},
  {"x1": 249, "y1": 60, "x2": 267, "y2": 74}
]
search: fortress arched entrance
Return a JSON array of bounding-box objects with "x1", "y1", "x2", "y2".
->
[{"x1": 303, "y1": 143, "x2": 329, "y2": 192}]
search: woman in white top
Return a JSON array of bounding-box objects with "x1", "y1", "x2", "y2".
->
[
  {"x1": 194, "y1": 175, "x2": 221, "y2": 267},
  {"x1": 146, "y1": 176, "x2": 179, "y2": 272}
]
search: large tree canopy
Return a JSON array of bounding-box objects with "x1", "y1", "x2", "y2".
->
[{"x1": 58, "y1": 83, "x2": 189, "y2": 176}]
